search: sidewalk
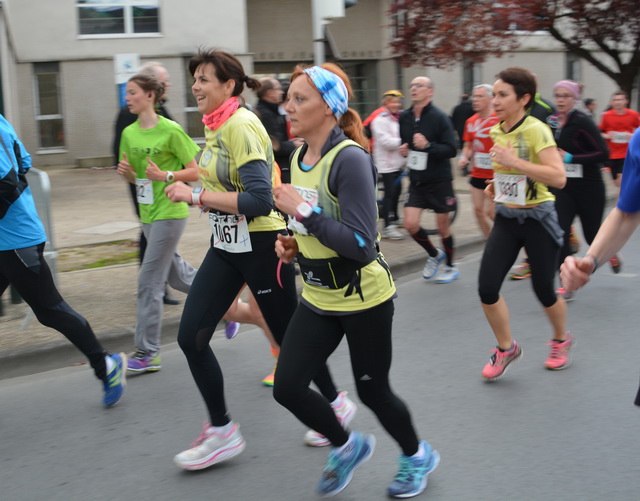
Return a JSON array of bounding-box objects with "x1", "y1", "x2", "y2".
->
[{"x1": 0, "y1": 165, "x2": 616, "y2": 375}]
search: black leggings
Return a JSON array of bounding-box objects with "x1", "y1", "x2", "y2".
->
[
  {"x1": 478, "y1": 214, "x2": 560, "y2": 308},
  {"x1": 273, "y1": 300, "x2": 420, "y2": 456},
  {"x1": 380, "y1": 171, "x2": 402, "y2": 226},
  {"x1": 553, "y1": 181, "x2": 605, "y2": 268},
  {"x1": 0, "y1": 243, "x2": 107, "y2": 380},
  {"x1": 177, "y1": 230, "x2": 338, "y2": 426}
]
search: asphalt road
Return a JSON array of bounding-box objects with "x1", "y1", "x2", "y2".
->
[{"x1": 2, "y1": 233, "x2": 640, "y2": 501}]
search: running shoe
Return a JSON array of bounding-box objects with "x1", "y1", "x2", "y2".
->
[
  {"x1": 382, "y1": 225, "x2": 404, "y2": 240},
  {"x1": 556, "y1": 287, "x2": 575, "y2": 302},
  {"x1": 435, "y1": 265, "x2": 459, "y2": 284},
  {"x1": 610, "y1": 255, "x2": 622, "y2": 274},
  {"x1": 127, "y1": 350, "x2": 161, "y2": 373},
  {"x1": 224, "y1": 320, "x2": 240, "y2": 339},
  {"x1": 422, "y1": 249, "x2": 446, "y2": 280},
  {"x1": 481, "y1": 341, "x2": 523, "y2": 381},
  {"x1": 508, "y1": 262, "x2": 531, "y2": 280},
  {"x1": 103, "y1": 352, "x2": 127, "y2": 408},
  {"x1": 545, "y1": 333, "x2": 574, "y2": 370},
  {"x1": 173, "y1": 422, "x2": 246, "y2": 471},
  {"x1": 387, "y1": 440, "x2": 440, "y2": 499},
  {"x1": 568, "y1": 228, "x2": 581, "y2": 255},
  {"x1": 305, "y1": 391, "x2": 357, "y2": 447},
  {"x1": 316, "y1": 431, "x2": 376, "y2": 497},
  {"x1": 262, "y1": 361, "x2": 276, "y2": 387}
]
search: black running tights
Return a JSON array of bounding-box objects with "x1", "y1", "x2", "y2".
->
[
  {"x1": 478, "y1": 214, "x2": 559, "y2": 308},
  {"x1": 273, "y1": 300, "x2": 420, "y2": 456},
  {"x1": 0, "y1": 243, "x2": 107, "y2": 380},
  {"x1": 177, "y1": 231, "x2": 339, "y2": 427}
]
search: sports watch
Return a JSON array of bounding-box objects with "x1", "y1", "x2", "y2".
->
[
  {"x1": 165, "y1": 171, "x2": 175, "y2": 183},
  {"x1": 295, "y1": 202, "x2": 313, "y2": 222},
  {"x1": 191, "y1": 187, "x2": 204, "y2": 205}
]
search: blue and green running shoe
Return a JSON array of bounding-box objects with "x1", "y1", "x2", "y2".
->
[
  {"x1": 317, "y1": 431, "x2": 376, "y2": 497},
  {"x1": 103, "y1": 352, "x2": 127, "y2": 408},
  {"x1": 387, "y1": 440, "x2": 440, "y2": 498}
]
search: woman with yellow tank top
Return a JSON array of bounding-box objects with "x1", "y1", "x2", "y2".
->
[
  {"x1": 478, "y1": 67, "x2": 572, "y2": 381},
  {"x1": 165, "y1": 50, "x2": 344, "y2": 471},
  {"x1": 272, "y1": 63, "x2": 439, "y2": 499}
]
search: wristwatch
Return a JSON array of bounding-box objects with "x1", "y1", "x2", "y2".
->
[
  {"x1": 165, "y1": 171, "x2": 175, "y2": 183},
  {"x1": 191, "y1": 187, "x2": 204, "y2": 205},
  {"x1": 295, "y1": 202, "x2": 313, "y2": 222}
]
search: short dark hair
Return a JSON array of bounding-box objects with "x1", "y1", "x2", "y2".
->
[
  {"x1": 612, "y1": 89, "x2": 629, "y2": 100},
  {"x1": 189, "y1": 48, "x2": 260, "y2": 97},
  {"x1": 496, "y1": 67, "x2": 536, "y2": 110},
  {"x1": 584, "y1": 98, "x2": 595, "y2": 107},
  {"x1": 257, "y1": 77, "x2": 278, "y2": 99}
]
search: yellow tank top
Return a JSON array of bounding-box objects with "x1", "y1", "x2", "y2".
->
[{"x1": 290, "y1": 140, "x2": 396, "y2": 312}]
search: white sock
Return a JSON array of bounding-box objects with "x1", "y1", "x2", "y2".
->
[
  {"x1": 411, "y1": 441, "x2": 426, "y2": 459},
  {"x1": 330, "y1": 392, "x2": 344, "y2": 408},
  {"x1": 208, "y1": 421, "x2": 235, "y2": 435},
  {"x1": 105, "y1": 355, "x2": 115, "y2": 373}
]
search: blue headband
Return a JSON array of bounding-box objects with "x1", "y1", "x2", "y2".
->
[{"x1": 303, "y1": 66, "x2": 349, "y2": 120}]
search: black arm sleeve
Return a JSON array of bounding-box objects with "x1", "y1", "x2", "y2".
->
[{"x1": 237, "y1": 159, "x2": 275, "y2": 217}]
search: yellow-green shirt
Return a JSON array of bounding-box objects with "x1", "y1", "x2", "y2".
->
[
  {"x1": 490, "y1": 115, "x2": 557, "y2": 205},
  {"x1": 198, "y1": 107, "x2": 285, "y2": 232}
]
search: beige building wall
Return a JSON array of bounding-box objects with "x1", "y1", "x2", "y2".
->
[
  {"x1": 2, "y1": 0, "x2": 249, "y2": 166},
  {"x1": 1, "y1": 0, "x2": 630, "y2": 166}
]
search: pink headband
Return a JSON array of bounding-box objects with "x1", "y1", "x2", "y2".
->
[{"x1": 553, "y1": 80, "x2": 581, "y2": 100}]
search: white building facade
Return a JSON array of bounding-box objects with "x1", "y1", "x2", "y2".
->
[{"x1": 0, "y1": 0, "x2": 628, "y2": 167}]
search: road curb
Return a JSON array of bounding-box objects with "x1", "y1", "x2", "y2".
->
[{"x1": 0, "y1": 236, "x2": 486, "y2": 379}]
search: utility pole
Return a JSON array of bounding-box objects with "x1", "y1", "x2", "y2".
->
[{"x1": 311, "y1": 0, "x2": 345, "y2": 65}]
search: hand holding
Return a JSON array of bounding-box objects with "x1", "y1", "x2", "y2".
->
[
  {"x1": 489, "y1": 141, "x2": 518, "y2": 169},
  {"x1": 413, "y1": 133, "x2": 429, "y2": 150},
  {"x1": 116, "y1": 152, "x2": 134, "y2": 177},
  {"x1": 145, "y1": 157, "x2": 164, "y2": 181},
  {"x1": 560, "y1": 255, "x2": 595, "y2": 292},
  {"x1": 165, "y1": 181, "x2": 193, "y2": 203},
  {"x1": 273, "y1": 184, "x2": 306, "y2": 216},
  {"x1": 275, "y1": 233, "x2": 299, "y2": 264}
]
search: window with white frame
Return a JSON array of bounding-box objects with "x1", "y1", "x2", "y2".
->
[
  {"x1": 77, "y1": 0, "x2": 159, "y2": 36},
  {"x1": 566, "y1": 53, "x2": 582, "y2": 82},
  {"x1": 463, "y1": 59, "x2": 481, "y2": 95},
  {"x1": 389, "y1": 0, "x2": 407, "y2": 41},
  {"x1": 183, "y1": 57, "x2": 203, "y2": 139},
  {"x1": 34, "y1": 63, "x2": 65, "y2": 150}
]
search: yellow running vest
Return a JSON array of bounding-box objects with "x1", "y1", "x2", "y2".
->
[{"x1": 291, "y1": 140, "x2": 396, "y2": 312}]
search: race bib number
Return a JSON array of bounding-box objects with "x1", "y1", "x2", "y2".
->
[
  {"x1": 564, "y1": 163, "x2": 583, "y2": 178},
  {"x1": 611, "y1": 131, "x2": 630, "y2": 144},
  {"x1": 494, "y1": 173, "x2": 526, "y2": 205},
  {"x1": 209, "y1": 214, "x2": 252, "y2": 253},
  {"x1": 474, "y1": 152, "x2": 493, "y2": 170},
  {"x1": 136, "y1": 178, "x2": 154, "y2": 205},
  {"x1": 407, "y1": 150, "x2": 428, "y2": 171}
]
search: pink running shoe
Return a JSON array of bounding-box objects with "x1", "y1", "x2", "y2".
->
[
  {"x1": 481, "y1": 341, "x2": 523, "y2": 381},
  {"x1": 545, "y1": 333, "x2": 574, "y2": 370}
]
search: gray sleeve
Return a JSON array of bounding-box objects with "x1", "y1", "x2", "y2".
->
[
  {"x1": 301, "y1": 146, "x2": 379, "y2": 263},
  {"x1": 237, "y1": 159, "x2": 274, "y2": 217}
]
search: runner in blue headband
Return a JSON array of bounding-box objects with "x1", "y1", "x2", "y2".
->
[{"x1": 303, "y1": 66, "x2": 349, "y2": 119}]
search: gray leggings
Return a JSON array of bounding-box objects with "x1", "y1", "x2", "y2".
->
[{"x1": 136, "y1": 218, "x2": 197, "y2": 353}]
